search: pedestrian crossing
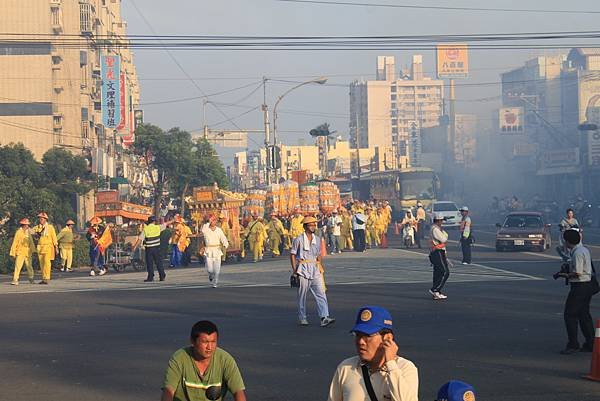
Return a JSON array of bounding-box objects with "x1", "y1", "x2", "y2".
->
[{"x1": 0, "y1": 247, "x2": 542, "y2": 294}]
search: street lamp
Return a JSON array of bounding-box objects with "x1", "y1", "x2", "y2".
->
[{"x1": 271, "y1": 76, "x2": 328, "y2": 180}]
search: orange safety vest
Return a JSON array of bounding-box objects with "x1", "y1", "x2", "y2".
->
[{"x1": 430, "y1": 226, "x2": 447, "y2": 251}]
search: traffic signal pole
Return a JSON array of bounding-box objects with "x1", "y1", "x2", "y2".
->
[{"x1": 263, "y1": 77, "x2": 271, "y2": 185}]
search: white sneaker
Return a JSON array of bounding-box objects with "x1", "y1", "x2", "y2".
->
[
  {"x1": 212, "y1": 283, "x2": 217, "y2": 288},
  {"x1": 429, "y1": 290, "x2": 442, "y2": 300},
  {"x1": 60, "y1": 268, "x2": 65, "y2": 272},
  {"x1": 98, "y1": 269, "x2": 107, "y2": 276},
  {"x1": 437, "y1": 293, "x2": 448, "y2": 299},
  {"x1": 320, "y1": 317, "x2": 336, "y2": 327},
  {"x1": 462, "y1": 262, "x2": 469, "y2": 265},
  {"x1": 299, "y1": 319, "x2": 309, "y2": 326},
  {"x1": 89, "y1": 270, "x2": 96, "y2": 276},
  {"x1": 10, "y1": 281, "x2": 18, "y2": 286}
]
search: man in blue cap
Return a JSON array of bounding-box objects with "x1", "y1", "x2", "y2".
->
[
  {"x1": 436, "y1": 380, "x2": 476, "y2": 401},
  {"x1": 327, "y1": 306, "x2": 418, "y2": 401}
]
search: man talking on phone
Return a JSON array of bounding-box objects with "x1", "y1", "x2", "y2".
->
[{"x1": 327, "y1": 306, "x2": 419, "y2": 401}]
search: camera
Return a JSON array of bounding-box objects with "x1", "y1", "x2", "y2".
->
[{"x1": 553, "y1": 262, "x2": 570, "y2": 285}]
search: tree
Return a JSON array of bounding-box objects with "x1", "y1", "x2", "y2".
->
[
  {"x1": 0, "y1": 144, "x2": 92, "y2": 234},
  {"x1": 132, "y1": 124, "x2": 196, "y2": 217},
  {"x1": 42, "y1": 148, "x2": 96, "y2": 199},
  {"x1": 171, "y1": 137, "x2": 229, "y2": 216}
]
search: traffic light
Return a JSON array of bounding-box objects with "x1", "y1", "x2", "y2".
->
[{"x1": 267, "y1": 145, "x2": 281, "y2": 170}]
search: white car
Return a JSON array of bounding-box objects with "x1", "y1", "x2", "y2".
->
[{"x1": 428, "y1": 201, "x2": 462, "y2": 228}]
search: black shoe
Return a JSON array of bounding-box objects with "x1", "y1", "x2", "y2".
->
[
  {"x1": 559, "y1": 347, "x2": 580, "y2": 355},
  {"x1": 144, "y1": 278, "x2": 154, "y2": 282},
  {"x1": 159, "y1": 277, "x2": 166, "y2": 282},
  {"x1": 38, "y1": 280, "x2": 48, "y2": 285}
]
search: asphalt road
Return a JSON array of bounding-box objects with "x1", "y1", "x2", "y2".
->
[{"x1": 1, "y1": 226, "x2": 599, "y2": 401}]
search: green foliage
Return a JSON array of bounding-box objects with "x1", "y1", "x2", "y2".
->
[
  {"x1": 132, "y1": 124, "x2": 229, "y2": 215},
  {"x1": 0, "y1": 143, "x2": 92, "y2": 235}
]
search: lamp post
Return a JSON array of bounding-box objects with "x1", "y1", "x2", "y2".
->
[{"x1": 271, "y1": 76, "x2": 327, "y2": 180}]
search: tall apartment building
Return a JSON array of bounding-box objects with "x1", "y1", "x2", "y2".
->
[
  {"x1": 349, "y1": 55, "x2": 444, "y2": 167},
  {"x1": 0, "y1": 0, "x2": 140, "y2": 175}
]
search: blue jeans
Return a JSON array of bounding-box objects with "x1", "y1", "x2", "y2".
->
[{"x1": 170, "y1": 244, "x2": 182, "y2": 267}]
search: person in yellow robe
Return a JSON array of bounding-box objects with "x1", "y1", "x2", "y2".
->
[
  {"x1": 56, "y1": 219, "x2": 75, "y2": 272},
  {"x1": 340, "y1": 209, "x2": 353, "y2": 251},
  {"x1": 289, "y1": 208, "x2": 305, "y2": 240},
  {"x1": 266, "y1": 211, "x2": 285, "y2": 257},
  {"x1": 366, "y1": 207, "x2": 380, "y2": 248},
  {"x1": 32, "y1": 212, "x2": 58, "y2": 284},
  {"x1": 247, "y1": 214, "x2": 267, "y2": 262},
  {"x1": 375, "y1": 208, "x2": 387, "y2": 247},
  {"x1": 169, "y1": 214, "x2": 188, "y2": 268},
  {"x1": 10, "y1": 218, "x2": 36, "y2": 285}
]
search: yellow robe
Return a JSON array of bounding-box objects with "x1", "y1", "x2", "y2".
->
[
  {"x1": 10, "y1": 228, "x2": 36, "y2": 282},
  {"x1": 248, "y1": 220, "x2": 267, "y2": 261},
  {"x1": 33, "y1": 223, "x2": 58, "y2": 281},
  {"x1": 266, "y1": 218, "x2": 285, "y2": 256},
  {"x1": 290, "y1": 215, "x2": 305, "y2": 239}
]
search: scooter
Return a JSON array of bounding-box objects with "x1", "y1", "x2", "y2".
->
[{"x1": 402, "y1": 223, "x2": 415, "y2": 248}]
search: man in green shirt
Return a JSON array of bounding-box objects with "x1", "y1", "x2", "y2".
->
[{"x1": 161, "y1": 321, "x2": 246, "y2": 401}]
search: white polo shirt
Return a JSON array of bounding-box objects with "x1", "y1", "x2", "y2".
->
[{"x1": 328, "y1": 355, "x2": 419, "y2": 401}]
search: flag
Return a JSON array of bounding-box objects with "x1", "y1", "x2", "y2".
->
[{"x1": 97, "y1": 227, "x2": 113, "y2": 254}]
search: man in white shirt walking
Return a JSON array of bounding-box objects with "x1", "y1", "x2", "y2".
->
[
  {"x1": 202, "y1": 214, "x2": 229, "y2": 288},
  {"x1": 327, "y1": 305, "x2": 419, "y2": 401}
]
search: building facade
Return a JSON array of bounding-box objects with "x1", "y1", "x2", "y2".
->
[
  {"x1": 0, "y1": 0, "x2": 140, "y2": 173},
  {"x1": 349, "y1": 55, "x2": 444, "y2": 167}
]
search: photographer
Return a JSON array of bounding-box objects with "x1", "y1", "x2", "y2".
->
[{"x1": 557, "y1": 229, "x2": 599, "y2": 354}]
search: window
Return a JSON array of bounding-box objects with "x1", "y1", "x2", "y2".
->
[
  {"x1": 80, "y1": 2, "x2": 94, "y2": 33},
  {"x1": 391, "y1": 94, "x2": 397, "y2": 101},
  {"x1": 51, "y1": 7, "x2": 61, "y2": 27},
  {"x1": 81, "y1": 121, "x2": 89, "y2": 139},
  {"x1": 391, "y1": 86, "x2": 397, "y2": 93}
]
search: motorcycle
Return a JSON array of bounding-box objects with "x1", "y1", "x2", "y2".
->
[{"x1": 402, "y1": 223, "x2": 415, "y2": 248}]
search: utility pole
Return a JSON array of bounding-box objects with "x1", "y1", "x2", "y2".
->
[
  {"x1": 262, "y1": 77, "x2": 271, "y2": 185},
  {"x1": 202, "y1": 99, "x2": 209, "y2": 140}
]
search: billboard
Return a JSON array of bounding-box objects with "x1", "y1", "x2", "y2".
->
[
  {"x1": 499, "y1": 107, "x2": 524, "y2": 134},
  {"x1": 538, "y1": 148, "x2": 580, "y2": 175},
  {"x1": 101, "y1": 55, "x2": 121, "y2": 128},
  {"x1": 586, "y1": 107, "x2": 600, "y2": 168},
  {"x1": 436, "y1": 44, "x2": 468, "y2": 78}
]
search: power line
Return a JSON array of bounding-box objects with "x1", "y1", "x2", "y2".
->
[
  {"x1": 129, "y1": 0, "x2": 245, "y2": 131},
  {"x1": 274, "y1": 0, "x2": 600, "y2": 14}
]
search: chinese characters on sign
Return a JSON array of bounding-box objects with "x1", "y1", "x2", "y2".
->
[
  {"x1": 408, "y1": 121, "x2": 421, "y2": 167},
  {"x1": 436, "y1": 44, "x2": 469, "y2": 78},
  {"x1": 499, "y1": 107, "x2": 524, "y2": 134},
  {"x1": 101, "y1": 55, "x2": 121, "y2": 128}
]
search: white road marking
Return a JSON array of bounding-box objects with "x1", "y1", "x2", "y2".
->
[
  {"x1": 445, "y1": 239, "x2": 562, "y2": 260},
  {"x1": 396, "y1": 248, "x2": 544, "y2": 281}
]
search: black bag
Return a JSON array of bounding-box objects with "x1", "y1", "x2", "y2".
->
[
  {"x1": 591, "y1": 262, "x2": 600, "y2": 295},
  {"x1": 290, "y1": 274, "x2": 300, "y2": 288}
]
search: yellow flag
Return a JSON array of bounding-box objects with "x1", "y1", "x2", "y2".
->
[{"x1": 97, "y1": 227, "x2": 113, "y2": 254}]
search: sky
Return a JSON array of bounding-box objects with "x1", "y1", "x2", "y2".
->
[{"x1": 120, "y1": 0, "x2": 600, "y2": 161}]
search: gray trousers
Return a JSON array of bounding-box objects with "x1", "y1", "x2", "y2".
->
[{"x1": 297, "y1": 274, "x2": 329, "y2": 321}]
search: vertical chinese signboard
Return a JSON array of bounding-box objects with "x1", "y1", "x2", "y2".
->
[
  {"x1": 408, "y1": 121, "x2": 421, "y2": 167},
  {"x1": 436, "y1": 44, "x2": 469, "y2": 78},
  {"x1": 101, "y1": 55, "x2": 121, "y2": 128}
]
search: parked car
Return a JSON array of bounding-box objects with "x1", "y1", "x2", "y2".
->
[
  {"x1": 428, "y1": 201, "x2": 462, "y2": 228},
  {"x1": 495, "y1": 212, "x2": 552, "y2": 252}
]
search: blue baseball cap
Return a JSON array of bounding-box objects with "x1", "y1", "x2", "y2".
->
[
  {"x1": 350, "y1": 306, "x2": 393, "y2": 335},
  {"x1": 436, "y1": 380, "x2": 476, "y2": 401}
]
